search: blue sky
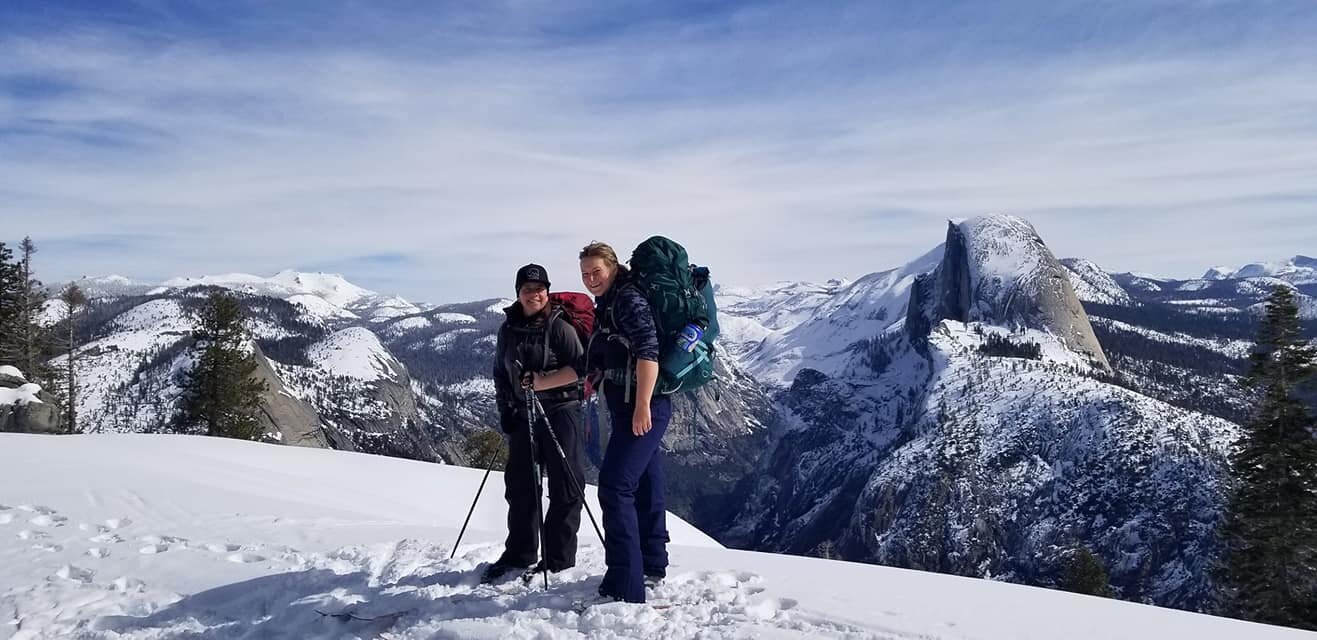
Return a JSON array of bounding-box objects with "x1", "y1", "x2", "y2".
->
[{"x1": 3, "y1": 0, "x2": 1316, "y2": 303}]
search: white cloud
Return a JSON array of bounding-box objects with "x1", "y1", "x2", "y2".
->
[{"x1": 2, "y1": 3, "x2": 1316, "y2": 302}]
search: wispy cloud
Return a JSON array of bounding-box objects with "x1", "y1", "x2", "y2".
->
[{"x1": 2, "y1": 0, "x2": 1316, "y2": 301}]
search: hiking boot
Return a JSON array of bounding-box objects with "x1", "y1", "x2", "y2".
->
[
  {"x1": 520, "y1": 559, "x2": 575, "y2": 583},
  {"x1": 536, "y1": 559, "x2": 576, "y2": 573},
  {"x1": 479, "y1": 560, "x2": 529, "y2": 584},
  {"x1": 644, "y1": 573, "x2": 664, "y2": 589}
]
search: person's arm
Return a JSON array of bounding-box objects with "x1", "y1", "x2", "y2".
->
[
  {"x1": 615, "y1": 286, "x2": 661, "y2": 436},
  {"x1": 632, "y1": 359, "x2": 658, "y2": 436},
  {"x1": 532, "y1": 367, "x2": 579, "y2": 390},
  {"x1": 491, "y1": 326, "x2": 518, "y2": 432}
]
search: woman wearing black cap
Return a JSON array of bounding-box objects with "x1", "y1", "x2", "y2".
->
[{"x1": 482, "y1": 263, "x2": 587, "y2": 583}]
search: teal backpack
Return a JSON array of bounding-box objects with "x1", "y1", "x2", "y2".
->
[{"x1": 628, "y1": 236, "x2": 720, "y2": 395}]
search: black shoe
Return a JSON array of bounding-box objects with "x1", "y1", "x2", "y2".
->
[
  {"x1": 644, "y1": 573, "x2": 664, "y2": 589},
  {"x1": 480, "y1": 560, "x2": 528, "y2": 584},
  {"x1": 520, "y1": 559, "x2": 576, "y2": 583},
  {"x1": 530, "y1": 559, "x2": 576, "y2": 574}
]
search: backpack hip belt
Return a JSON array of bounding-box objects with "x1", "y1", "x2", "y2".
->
[{"x1": 601, "y1": 356, "x2": 637, "y2": 404}]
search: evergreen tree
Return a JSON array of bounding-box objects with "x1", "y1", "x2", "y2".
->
[
  {"x1": 0, "y1": 242, "x2": 20, "y2": 367},
  {"x1": 814, "y1": 539, "x2": 838, "y2": 560},
  {"x1": 179, "y1": 292, "x2": 269, "y2": 440},
  {"x1": 1060, "y1": 547, "x2": 1114, "y2": 597},
  {"x1": 16, "y1": 238, "x2": 46, "y2": 374},
  {"x1": 60, "y1": 284, "x2": 88, "y2": 434},
  {"x1": 461, "y1": 430, "x2": 507, "y2": 470},
  {"x1": 1218, "y1": 284, "x2": 1317, "y2": 630}
]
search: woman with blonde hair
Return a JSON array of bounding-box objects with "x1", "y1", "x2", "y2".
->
[{"x1": 578, "y1": 242, "x2": 671, "y2": 603}]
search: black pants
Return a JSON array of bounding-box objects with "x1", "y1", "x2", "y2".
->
[{"x1": 497, "y1": 403, "x2": 585, "y2": 571}]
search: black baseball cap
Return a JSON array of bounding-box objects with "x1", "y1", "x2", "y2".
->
[{"x1": 515, "y1": 264, "x2": 551, "y2": 292}]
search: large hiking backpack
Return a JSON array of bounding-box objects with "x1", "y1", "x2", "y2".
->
[
  {"x1": 547, "y1": 291, "x2": 596, "y2": 397},
  {"x1": 628, "y1": 236, "x2": 720, "y2": 394}
]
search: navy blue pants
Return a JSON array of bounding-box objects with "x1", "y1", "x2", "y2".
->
[{"x1": 597, "y1": 382, "x2": 672, "y2": 603}]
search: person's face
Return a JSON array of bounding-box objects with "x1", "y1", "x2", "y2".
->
[
  {"x1": 518, "y1": 282, "x2": 548, "y2": 314},
  {"x1": 580, "y1": 257, "x2": 615, "y2": 297}
]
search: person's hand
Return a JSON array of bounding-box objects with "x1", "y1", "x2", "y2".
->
[
  {"x1": 677, "y1": 323, "x2": 704, "y2": 352},
  {"x1": 632, "y1": 402, "x2": 652, "y2": 437}
]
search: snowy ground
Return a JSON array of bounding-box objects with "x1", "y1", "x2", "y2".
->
[{"x1": 1, "y1": 434, "x2": 1310, "y2": 639}]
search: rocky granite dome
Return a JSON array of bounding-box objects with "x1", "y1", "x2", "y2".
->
[{"x1": 906, "y1": 216, "x2": 1109, "y2": 371}]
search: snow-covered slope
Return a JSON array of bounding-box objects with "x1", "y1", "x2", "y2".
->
[
  {"x1": 2, "y1": 433, "x2": 1302, "y2": 640},
  {"x1": 50, "y1": 298, "x2": 195, "y2": 433},
  {"x1": 719, "y1": 214, "x2": 1249, "y2": 613},
  {"x1": 159, "y1": 271, "x2": 369, "y2": 308},
  {"x1": 155, "y1": 270, "x2": 420, "y2": 325},
  {"x1": 1203, "y1": 255, "x2": 1317, "y2": 285},
  {"x1": 726, "y1": 317, "x2": 1240, "y2": 607},
  {"x1": 64, "y1": 275, "x2": 155, "y2": 300},
  {"x1": 716, "y1": 245, "x2": 943, "y2": 386},
  {"x1": 305, "y1": 327, "x2": 403, "y2": 382},
  {"x1": 1061, "y1": 258, "x2": 1134, "y2": 306},
  {"x1": 34, "y1": 300, "x2": 68, "y2": 329}
]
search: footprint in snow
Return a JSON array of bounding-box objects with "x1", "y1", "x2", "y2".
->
[
  {"x1": 111, "y1": 577, "x2": 147, "y2": 593},
  {"x1": 87, "y1": 547, "x2": 111, "y2": 559},
  {"x1": 16, "y1": 529, "x2": 48, "y2": 540},
  {"x1": 55, "y1": 564, "x2": 95, "y2": 584},
  {"x1": 203, "y1": 543, "x2": 242, "y2": 553},
  {"x1": 79, "y1": 522, "x2": 111, "y2": 533},
  {"x1": 226, "y1": 553, "x2": 266, "y2": 564},
  {"x1": 138, "y1": 535, "x2": 187, "y2": 553},
  {"x1": 104, "y1": 518, "x2": 132, "y2": 530},
  {"x1": 34, "y1": 543, "x2": 64, "y2": 553},
  {"x1": 90, "y1": 532, "x2": 124, "y2": 544},
  {"x1": 17, "y1": 505, "x2": 56, "y2": 515},
  {"x1": 30, "y1": 514, "x2": 68, "y2": 527}
]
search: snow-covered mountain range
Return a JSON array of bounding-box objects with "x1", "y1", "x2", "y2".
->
[
  {"x1": 28, "y1": 216, "x2": 1316, "y2": 616},
  {"x1": 1202, "y1": 255, "x2": 1317, "y2": 285},
  {"x1": 37, "y1": 270, "x2": 774, "y2": 525},
  {"x1": 717, "y1": 216, "x2": 1265, "y2": 609}
]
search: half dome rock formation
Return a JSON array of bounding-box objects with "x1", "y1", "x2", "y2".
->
[{"x1": 906, "y1": 215, "x2": 1110, "y2": 370}]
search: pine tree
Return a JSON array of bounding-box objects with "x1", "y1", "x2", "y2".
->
[
  {"x1": 462, "y1": 430, "x2": 507, "y2": 470},
  {"x1": 179, "y1": 292, "x2": 269, "y2": 440},
  {"x1": 16, "y1": 237, "x2": 50, "y2": 377},
  {"x1": 1060, "y1": 547, "x2": 1114, "y2": 597},
  {"x1": 1218, "y1": 284, "x2": 1317, "y2": 630},
  {"x1": 814, "y1": 539, "x2": 837, "y2": 560},
  {"x1": 60, "y1": 284, "x2": 88, "y2": 434},
  {"x1": 0, "y1": 242, "x2": 21, "y2": 367}
]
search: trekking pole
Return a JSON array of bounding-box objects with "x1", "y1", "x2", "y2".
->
[
  {"x1": 449, "y1": 438, "x2": 503, "y2": 559},
  {"x1": 520, "y1": 365, "x2": 550, "y2": 591},
  {"x1": 530, "y1": 390, "x2": 605, "y2": 547}
]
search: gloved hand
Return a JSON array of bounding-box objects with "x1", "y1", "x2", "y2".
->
[
  {"x1": 498, "y1": 398, "x2": 522, "y2": 433},
  {"x1": 677, "y1": 323, "x2": 704, "y2": 353}
]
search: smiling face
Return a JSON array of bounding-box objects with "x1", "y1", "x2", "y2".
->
[
  {"x1": 580, "y1": 256, "x2": 616, "y2": 297},
  {"x1": 518, "y1": 282, "x2": 548, "y2": 315}
]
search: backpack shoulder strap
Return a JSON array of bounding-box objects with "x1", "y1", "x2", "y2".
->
[{"x1": 542, "y1": 308, "x2": 565, "y2": 370}]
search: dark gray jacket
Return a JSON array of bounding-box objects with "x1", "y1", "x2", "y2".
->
[{"x1": 493, "y1": 302, "x2": 585, "y2": 432}]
